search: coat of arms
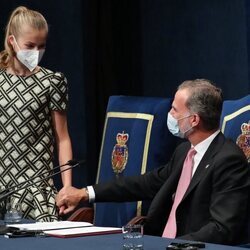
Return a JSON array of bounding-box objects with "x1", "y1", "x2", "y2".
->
[
  {"x1": 111, "y1": 131, "x2": 129, "y2": 174},
  {"x1": 236, "y1": 121, "x2": 250, "y2": 163}
]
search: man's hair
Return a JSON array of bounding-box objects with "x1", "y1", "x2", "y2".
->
[{"x1": 178, "y1": 79, "x2": 223, "y2": 131}]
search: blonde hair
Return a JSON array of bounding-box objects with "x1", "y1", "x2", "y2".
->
[{"x1": 0, "y1": 6, "x2": 48, "y2": 69}]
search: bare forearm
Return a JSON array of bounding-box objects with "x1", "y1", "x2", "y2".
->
[{"x1": 58, "y1": 139, "x2": 73, "y2": 186}]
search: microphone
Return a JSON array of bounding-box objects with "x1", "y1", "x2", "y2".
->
[
  {"x1": 0, "y1": 160, "x2": 74, "y2": 196},
  {"x1": 0, "y1": 159, "x2": 85, "y2": 202}
]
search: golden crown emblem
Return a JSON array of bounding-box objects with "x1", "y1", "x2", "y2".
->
[
  {"x1": 241, "y1": 121, "x2": 250, "y2": 135},
  {"x1": 116, "y1": 132, "x2": 129, "y2": 145}
]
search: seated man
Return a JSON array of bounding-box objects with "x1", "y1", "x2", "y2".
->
[{"x1": 56, "y1": 79, "x2": 249, "y2": 245}]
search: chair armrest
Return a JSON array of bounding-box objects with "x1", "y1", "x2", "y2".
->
[
  {"x1": 67, "y1": 207, "x2": 94, "y2": 223},
  {"x1": 126, "y1": 216, "x2": 147, "y2": 226}
]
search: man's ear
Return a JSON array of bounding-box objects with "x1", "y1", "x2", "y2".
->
[{"x1": 192, "y1": 114, "x2": 200, "y2": 127}]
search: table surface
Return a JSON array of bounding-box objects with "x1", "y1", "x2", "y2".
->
[{"x1": 0, "y1": 232, "x2": 249, "y2": 250}]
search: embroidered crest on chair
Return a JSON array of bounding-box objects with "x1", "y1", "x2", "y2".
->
[
  {"x1": 236, "y1": 121, "x2": 250, "y2": 162},
  {"x1": 111, "y1": 131, "x2": 129, "y2": 174}
]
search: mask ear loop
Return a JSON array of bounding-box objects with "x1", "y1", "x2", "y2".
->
[
  {"x1": 179, "y1": 114, "x2": 196, "y2": 138},
  {"x1": 177, "y1": 114, "x2": 194, "y2": 122}
]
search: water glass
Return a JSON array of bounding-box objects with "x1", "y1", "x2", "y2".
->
[
  {"x1": 4, "y1": 202, "x2": 22, "y2": 224},
  {"x1": 122, "y1": 224, "x2": 143, "y2": 250}
]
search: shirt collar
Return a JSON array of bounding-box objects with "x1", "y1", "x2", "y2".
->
[{"x1": 193, "y1": 130, "x2": 220, "y2": 156}]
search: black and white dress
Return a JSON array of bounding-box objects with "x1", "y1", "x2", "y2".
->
[{"x1": 0, "y1": 67, "x2": 68, "y2": 221}]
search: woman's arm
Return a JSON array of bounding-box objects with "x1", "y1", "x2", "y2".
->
[{"x1": 51, "y1": 110, "x2": 73, "y2": 187}]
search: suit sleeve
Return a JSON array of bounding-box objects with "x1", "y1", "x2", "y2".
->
[{"x1": 93, "y1": 155, "x2": 176, "y2": 202}]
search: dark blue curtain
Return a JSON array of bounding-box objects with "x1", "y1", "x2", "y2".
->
[
  {"x1": 140, "y1": 0, "x2": 249, "y2": 99},
  {"x1": 1, "y1": 0, "x2": 250, "y2": 189}
]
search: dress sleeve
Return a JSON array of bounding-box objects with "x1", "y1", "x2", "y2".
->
[{"x1": 49, "y1": 72, "x2": 68, "y2": 111}]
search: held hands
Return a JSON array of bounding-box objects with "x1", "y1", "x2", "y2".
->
[{"x1": 56, "y1": 186, "x2": 89, "y2": 215}]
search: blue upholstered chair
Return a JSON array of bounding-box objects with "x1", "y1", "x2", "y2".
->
[
  {"x1": 220, "y1": 94, "x2": 250, "y2": 245},
  {"x1": 93, "y1": 95, "x2": 178, "y2": 227},
  {"x1": 220, "y1": 94, "x2": 250, "y2": 163}
]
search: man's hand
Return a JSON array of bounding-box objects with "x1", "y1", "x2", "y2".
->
[{"x1": 56, "y1": 186, "x2": 89, "y2": 215}]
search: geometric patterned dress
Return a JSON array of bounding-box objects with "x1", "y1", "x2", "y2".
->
[{"x1": 0, "y1": 67, "x2": 68, "y2": 221}]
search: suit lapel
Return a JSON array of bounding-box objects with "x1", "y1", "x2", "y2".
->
[
  {"x1": 151, "y1": 142, "x2": 190, "y2": 207},
  {"x1": 182, "y1": 133, "x2": 225, "y2": 200}
]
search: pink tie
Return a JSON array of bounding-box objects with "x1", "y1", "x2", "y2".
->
[{"x1": 162, "y1": 147, "x2": 197, "y2": 238}]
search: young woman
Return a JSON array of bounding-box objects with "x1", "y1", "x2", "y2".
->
[{"x1": 0, "y1": 6, "x2": 72, "y2": 221}]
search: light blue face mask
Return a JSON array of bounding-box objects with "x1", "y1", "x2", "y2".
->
[{"x1": 167, "y1": 112, "x2": 193, "y2": 138}]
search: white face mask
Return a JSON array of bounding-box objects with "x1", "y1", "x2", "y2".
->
[
  {"x1": 13, "y1": 36, "x2": 45, "y2": 72},
  {"x1": 167, "y1": 112, "x2": 193, "y2": 138}
]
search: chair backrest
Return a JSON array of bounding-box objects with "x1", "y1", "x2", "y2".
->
[
  {"x1": 220, "y1": 94, "x2": 250, "y2": 243},
  {"x1": 94, "y1": 95, "x2": 178, "y2": 227},
  {"x1": 220, "y1": 94, "x2": 250, "y2": 162}
]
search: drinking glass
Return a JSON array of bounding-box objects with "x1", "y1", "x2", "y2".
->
[
  {"x1": 4, "y1": 202, "x2": 22, "y2": 224},
  {"x1": 122, "y1": 224, "x2": 143, "y2": 250}
]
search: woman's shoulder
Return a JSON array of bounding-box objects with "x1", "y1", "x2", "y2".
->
[
  {"x1": 39, "y1": 67, "x2": 62, "y2": 76},
  {"x1": 39, "y1": 67, "x2": 66, "y2": 81}
]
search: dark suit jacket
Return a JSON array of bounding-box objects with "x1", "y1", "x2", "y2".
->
[{"x1": 93, "y1": 133, "x2": 249, "y2": 245}]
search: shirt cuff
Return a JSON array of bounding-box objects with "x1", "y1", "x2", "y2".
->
[{"x1": 86, "y1": 186, "x2": 95, "y2": 203}]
